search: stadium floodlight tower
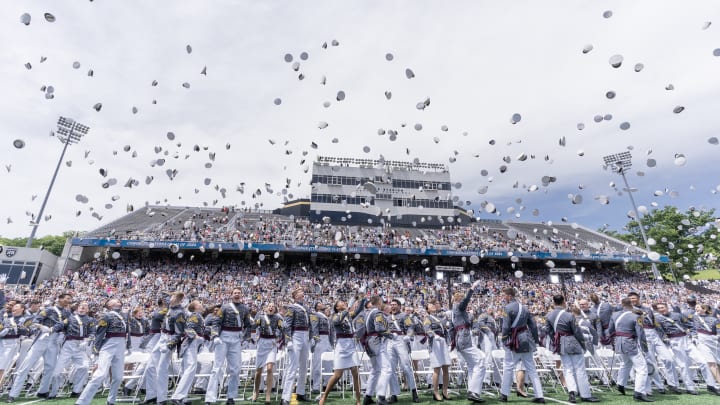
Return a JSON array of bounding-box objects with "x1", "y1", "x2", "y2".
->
[
  {"x1": 602, "y1": 151, "x2": 661, "y2": 280},
  {"x1": 26, "y1": 117, "x2": 90, "y2": 248}
]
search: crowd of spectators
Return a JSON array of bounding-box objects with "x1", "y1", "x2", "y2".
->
[{"x1": 5, "y1": 255, "x2": 719, "y2": 321}]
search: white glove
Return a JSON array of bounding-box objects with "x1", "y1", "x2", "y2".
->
[
  {"x1": 0, "y1": 273, "x2": 7, "y2": 287},
  {"x1": 286, "y1": 341, "x2": 294, "y2": 352},
  {"x1": 403, "y1": 335, "x2": 412, "y2": 344},
  {"x1": 38, "y1": 325, "x2": 51, "y2": 333},
  {"x1": 472, "y1": 280, "x2": 482, "y2": 289},
  {"x1": 213, "y1": 337, "x2": 222, "y2": 345}
]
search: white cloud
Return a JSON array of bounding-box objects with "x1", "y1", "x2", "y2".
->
[{"x1": 1, "y1": 0, "x2": 719, "y2": 238}]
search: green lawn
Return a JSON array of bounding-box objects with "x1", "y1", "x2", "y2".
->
[
  {"x1": 5, "y1": 388, "x2": 720, "y2": 405},
  {"x1": 691, "y1": 269, "x2": 720, "y2": 280}
]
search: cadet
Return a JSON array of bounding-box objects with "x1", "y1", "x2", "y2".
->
[
  {"x1": 145, "y1": 292, "x2": 185, "y2": 405},
  {"x1": 9, "y1": 292, "x2": 73, "y2": 401},
  {"x1": 319, "y1": 296, "x2": 367, "y2": 405},
  {"x1": 206, "y1": 288, "x2": 252, "y2": 405},
  {"x1": 0, "y1": 302, "x2": 32, "y2": 386},
  {"x1": 451, "y1": 280, "x2": 486, "y2": 403},
  {"x1": 366, "y1": 296, "x2": 393, "y2": 405},
  {"x1": 424, "y1": 300, "x2": 451, "y2": 402},
  {"x1": 499, "y1": 287, "x2": 544, "y2": 403},
  {"x1": 628, "y1": 292, "x2": 676, "y2": 395},
  {"x1": 608, "y1": 297, "x2": 652, "y2": 402},
  {"x1": 49, "y1": 302, "x2": 98, "y2": 399},
  {"x1": 310, "y1": 302, "x2": 332, "y2": 396},
  {"x1": 75, "y1": 298, "x2": 129, "y2": 405},
  {"x1": 171, "y1": 300, "x2": 205, "y2": 405},
  {"x1": 387, "y1": 299, "x2": 419, "y2": 403},
  {"x1": 251, "y1": 302, "x2": 282, "y2": 405},
  {"x1": 128, "y1": 306, "x2": 149, "y2": 351},
  {"x1": 281, "y1": 287, "x2": 315, "y2": 405},
  {"x1": 654, "y1": 302, "x2": 720, "y2": 396},
  {"x1": 545, "y1": 295, "x2": 599, "y2": 403}
]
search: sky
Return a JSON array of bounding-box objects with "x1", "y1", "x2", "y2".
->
[{"x1": 1, "y1": 0, "x2": 720, "y2": 238}]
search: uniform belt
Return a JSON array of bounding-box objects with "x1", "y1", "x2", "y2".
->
[
  {"x1": 2, "y1": 334, "x2": 20, "y2": 339},
  {"x1": 65, "y1": 336, "x2": 84, "y2": 341},
  {"x1": 434, "y1": 331, "x2": 445, "y2": 337},
  {"x1": 319, "y1": 331, "x2": 330, "y2": 335},
  {"x1": 614, "y1": 332, "x2": 634, "y2": 338},
  {"x1": 130, "y1": 333, "x2": 145, "y2": 337},
  {"x1": 367, "y1": 332, "x2": 380, "y2": 337},
  {"x1": 292, "y1": 327, "x2": 309, "y2": 331},
  {"x1": 221, "y1": 327, "x2": 243, "y2": 332},
  {"x1": 667, "y1": 332, "x2": 686, "y2": 338},
  {"x1": 149, "y1": 328, "x2": 161, "y2": 334},
  {"x1": 391, "y1": 330, "x2": 404, "y2": 335},
  {"x1": 642, "y1": 326, "x2": 655, "y2": 329},
  {"x1": 336, "y1": 333, "x2": 354, "y2": 339},
  {"x1": 415, "y1": 332, "x2": 426, "y2": 336},
  {"x1": 106, "y1": 332, "x2": 127, "y2": 338},
  {"x1": 260, "y1": 334, "x2": 276, "y2": 339},
  {"x1": 161, "y1": 329, "x2": 175, "y2": 335},
  {"x1": 454, "y1": 325, "x2": 469, "y2": 332},
  {"x1": 697, "y1": 330, "x2": 713, "y2": 335}
]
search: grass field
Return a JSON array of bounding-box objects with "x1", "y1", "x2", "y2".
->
[
  {"x1": 691, "y1": 269, "x2": 720, "y2": 280},
  {"x1": 4, "y1": 388, "x2": 720, "y2": 405}
]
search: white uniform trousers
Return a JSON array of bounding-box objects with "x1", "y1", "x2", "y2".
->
[
  {"x1": 126, "y1": 333, "x2": 159, "y2": 390},
  {"x1": 478, "y1": 333, "x2": 499, "y2": 384},
  {"x1": 698, "y1": 333, "x2": 720, "y2": 363},
  {"x1": 387, "y1": 337, "x2": 416, "y2": 395},
  {"x1": 500, "y1": 351, "x2": 544, "y2": 399},
  {"x1": 364, "y1": 354, "x2": 380, "y2": 397},
  {"x1": 206, "y1": 331, "x2": 243, "y2": 402},
  {"x1": 144, "y1": 333, "x2": 173, "y2": 402},
  {"x1": 644, "y1": 329, "x2": 676, "y2": 391},
  {"x1": 49, "y1": 339, "x2": 90, "y2": 397},
  {"x1": 311, "y1": 335, "x2": 332, "y2": 391},
  {"x1": 457, "y1": 345, "x2": 485, "y2": 396},
  {"x1": 172, "y1": 338, "x2": 202, "y2": 400},
  {"x1": 76, "y1": 337, "x2": 126, "y2": 405},
  {"x1": 130, "y1": 335, "x2": 144, "y2": 351},
  {"x1": 0, "y1": 337, "x2": 21, "y2": 371},
  {"x1": 373, "y1": 340, "x2": 392, "y2": 399},
  {"x1": 670, "y1": 335, "x2": 718, "y2": 390},
  {"x1": 9, "y1": 332, "x2": 61, "y2": 397},
  {"x1": 281, "y1": 330, "x2": 310, "y2": 401},
  {"x1": 559, "y1": 353, "x2": 591, "y2": 398},
  {"x1": 617, "y1": 351, "x2": 648, "y2": 395}
]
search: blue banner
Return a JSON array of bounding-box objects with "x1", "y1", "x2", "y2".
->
[{"x1": 71, "y1": 238, "x2": 669, "y2": 263}]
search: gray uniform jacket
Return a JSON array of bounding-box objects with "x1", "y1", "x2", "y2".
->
[
  {"x1": 94, "y1": 309, "x2": 129, "y2": 352},
  {"x1": 365, "y1": 309, "x2": 392, "y2": 356},
  {"x1": 608, "y1": 309, "x2": 646, "y2": 355},
  {"x1": 450, "y1": 289, "x2": 475, "y2": 351},
  {"x1": 214, "y1": 301, "x2": 252, "y2": 340},
  {"x1": 501, "y1": 300, "x2": 539, "y2": 353},
  {"x1": 283, "y1": 301, "x2": 312, "y2": 342},
  {"x1": 545, "y1": 308, "x2": 585, "y2": 355}
]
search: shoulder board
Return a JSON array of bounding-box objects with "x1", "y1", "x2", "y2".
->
[
  {"x1": 310, "y1": 314, "x2": 318, "y2": 321},
  {"x1": 375, "y1": 314, "x2": 384, "y2": 322},
  {"x1": 217, "y1": 309, "x2": 223, "y2": 317},
  {"x1": 423, "y1": 318, "x2": 431, "y2": 326},
  {"x1": 99, "y1": 319, "x2": 108, "y2": 327},
  {"x1": 159, "y1": 309, "x2": 168, "y2": 315},
  {"x1": 285, "y1": 309, "x2": 293, "y2": 316},
  {"x1": 39, "y1": 310, "x2": 47, "y2": 317},
  {"x1": 188, "y1": 315, "x2": 198, "y2": 323}
]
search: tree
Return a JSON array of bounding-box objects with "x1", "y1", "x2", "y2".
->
[
  {"x1": 607, "y1": 206, "x2": 719, "y2": 278},
  {"x1": 0, "y1": 231, "x2": 76, "y2": 257}
]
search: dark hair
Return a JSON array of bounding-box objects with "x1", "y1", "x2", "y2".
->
[
  {"x1": 621, "y1": 297, "x2": 632, "y2": 308},
  {"x1": 502, "y1": 287, "x2": 516, "y2": 297},
  {"x1": 627, "y1": 292, "x2": 639, "y2": 298},
  {"x1": 58, "y1": 293, "x2": 72, "y2": 300},
  {"x1": 333, "y1": 300, "x2": 342, "y2": 313},
  {"x1": 315, "y1": 301, "x2": 324, "y2": 311},
  {"x1": 391, "y1": 299, "x2": 402, "y2": 306},
  {"x1": 553, "y1": 295, "x2": 565, "y2": 306}
]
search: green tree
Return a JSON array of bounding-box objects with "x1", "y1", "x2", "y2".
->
[
  {"x1": 607, "y1": 206, "x2": 719, "y2": 278},
  {"x1": 0, "y1": 231, "x2": 76, "y2": 256}
]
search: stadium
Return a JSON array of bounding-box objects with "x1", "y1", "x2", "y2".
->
[
  {"x1": 4, "y1": 3, "x2": 720, "y2": 405},
  {"x1": 5, "y1": 156, "x2": 720, "y2": 405}
]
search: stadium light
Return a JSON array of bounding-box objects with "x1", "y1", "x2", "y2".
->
[
  {"x1": 26, "y1": 117, "x2": 90, "y2": 248},
  {"x1": 603, "y1": 151, "x2": 662, "y2": 281}
]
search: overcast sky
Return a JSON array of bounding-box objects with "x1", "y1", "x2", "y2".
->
[{"x1": 1, "y1": 0, "x2": 719, "y2": 239}]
